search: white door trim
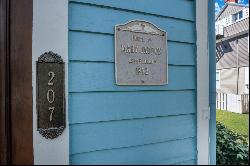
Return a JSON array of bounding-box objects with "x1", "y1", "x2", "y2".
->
[
  {"x1": 196, "y1": 0, "x2": 210, "y2": 165},
  {"x1": 32, "y1": 0, "x2": 69, "y2": 164}
]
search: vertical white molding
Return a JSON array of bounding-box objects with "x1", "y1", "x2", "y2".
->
[
  {"x1": 32, "y1": 0, "x2": 69, "y2": 164},
  {"x1": 196, "y1": 0, "x2": 210, "y2": 165},
  {"x1": 245, "y1": 67, "x2": 249, "y2": 94}
]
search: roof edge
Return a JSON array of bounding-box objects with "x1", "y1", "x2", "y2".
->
[{"x1": 216, "y1": 3, "x2": 249, "y2": 21}]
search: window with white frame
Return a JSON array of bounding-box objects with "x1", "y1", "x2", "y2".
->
[{"x1": 232, "y1": 11, "x2": 243, "y2": 23}]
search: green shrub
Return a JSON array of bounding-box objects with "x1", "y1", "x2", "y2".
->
[{"x1": 217, "y1": 122, "x2": 249, "y2": 165}]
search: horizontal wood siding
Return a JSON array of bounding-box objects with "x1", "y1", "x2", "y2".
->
[
  {"x1": 70, "y1": 137, "x2": 196, "y2": 165},
  {"x1": 69, "y1": 91, "x2": 196, "y2": 124},
  {"x1": 216, "y1": 33, "x2": 249, "y2": 69},
  {"x1": 69, "y1": 63, "x2": 195, "y2": 92},
  {"x1": 224, "y1": 18, "x2": 249, "y2": 37},
  {"x1": 172, "y1": 159, "x2": 197, "y2": 165},
  {"x1": 217, "y1": 5, "x2": 244, "y2": 21},
  {"x1": 69, "y1": 0, "x2": 195, "y2": 21},
  {"x1": 69, "y1": 31, "x2": 196, "y2": 65},
  {"x1": 69, "y1": 3, "x2": 195, "y2": 43},
  {"x1": 70, "y1": 114, "x2": 196, "y2": 154},
  {"x1": 69, "y1": 0, "x2": 197, "y2": 164}
]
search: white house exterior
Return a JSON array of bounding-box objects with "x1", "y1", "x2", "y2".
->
[{"x1": 216, "y1": 0, "x2": 249, "y2": 114}]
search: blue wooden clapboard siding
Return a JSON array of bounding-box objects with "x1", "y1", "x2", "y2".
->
[
  {"x1": 69, "y1": 91, "x2": 195, "y2": 124},
  {"x1": 172, "y1": 159, "x2": 197, "y2": 165},
  {"x1": 70, "y1": 114, "x2": 196, "y2": 154},
  {"x1": 69, "y1": 63, "x2": 195, "y2": 92},
  {"x1": 69, "y1": 31, "x2": 196, "y2": 65},
  {"x1": 70, "y1": 138, "x2": 196, "y2": 165},
  {"x1": 70, "y1": 0, "x2": 195, "y2": 21},
  {"x1": 68, "y1": 0, "x2": 197, "y2": 164},
  {"x1": 69, "y1": 2, "x2": 195, "y2": 43}
]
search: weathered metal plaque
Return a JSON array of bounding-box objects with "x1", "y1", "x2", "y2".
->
[
  {"x1": 37, "y1": 52, "x2": 65, "y2": 139},
  {"x1": 115, "y1": 20, "x2": 168, "y2": 85}
]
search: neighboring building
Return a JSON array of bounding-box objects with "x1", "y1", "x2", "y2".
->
[{"x1": 215, "y1": 0, "x2": 249, "y2": 113}]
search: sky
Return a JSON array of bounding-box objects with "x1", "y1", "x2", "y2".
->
[{"x1": 215, "y1": 0, "x2": 249, "y2": 15}]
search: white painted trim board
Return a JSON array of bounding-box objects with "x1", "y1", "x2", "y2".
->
[
  {"x1": 196, "y1": 0, "x2": 210, "y2": 165},
  {"x1": 32, "y1": 0, "x2": 69, "y2": 164}
]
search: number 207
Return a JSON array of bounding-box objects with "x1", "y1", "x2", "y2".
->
[{"x1": 47, "y1": 71, "x2": 55, "y2": 122}]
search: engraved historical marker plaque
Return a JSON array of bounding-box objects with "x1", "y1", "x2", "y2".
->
[
  {"x1": 37, "y1": 52, "x2": 65, "y2": 139},
  {"x1": 115, "y1": 20, "x2": 168, "y2": 85}
]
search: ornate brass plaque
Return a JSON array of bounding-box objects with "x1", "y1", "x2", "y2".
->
[
  {"x1": 115, "y1": 20, "x2": 168, "y2": 85},
  {"x1": 37, "y1": 52, "x2": 65, "y2": 139}
]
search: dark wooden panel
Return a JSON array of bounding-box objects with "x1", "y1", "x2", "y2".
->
[
  {"x1": 0, "y1": 0, "x2": 11, "y2": 164},
  {"x1": 10, "y1": 0, "x2": 33, "y2": 164}
]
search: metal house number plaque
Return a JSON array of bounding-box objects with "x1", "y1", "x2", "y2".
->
[
  {"x1": 115, "y1": 20, "x2": 168, "y2": 85},
  {"x1": 37, "y1": 52, "x2": 65, "y2": 139}
]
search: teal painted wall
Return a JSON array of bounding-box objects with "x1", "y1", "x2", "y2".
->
[
  {"x1": 208, "y1": 0, "x2": 216, "y2": 164},
  {"x1": 69, "y1": 0, "x2": 197, "y2": 164}
]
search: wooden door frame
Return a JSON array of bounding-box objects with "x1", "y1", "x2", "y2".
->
[
  {"x1": 0, "y1": 0, "x2": 11, "y2": 164},
  {"x1": 0, "y1": 0, "x2": 33, "y2": 164}
]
